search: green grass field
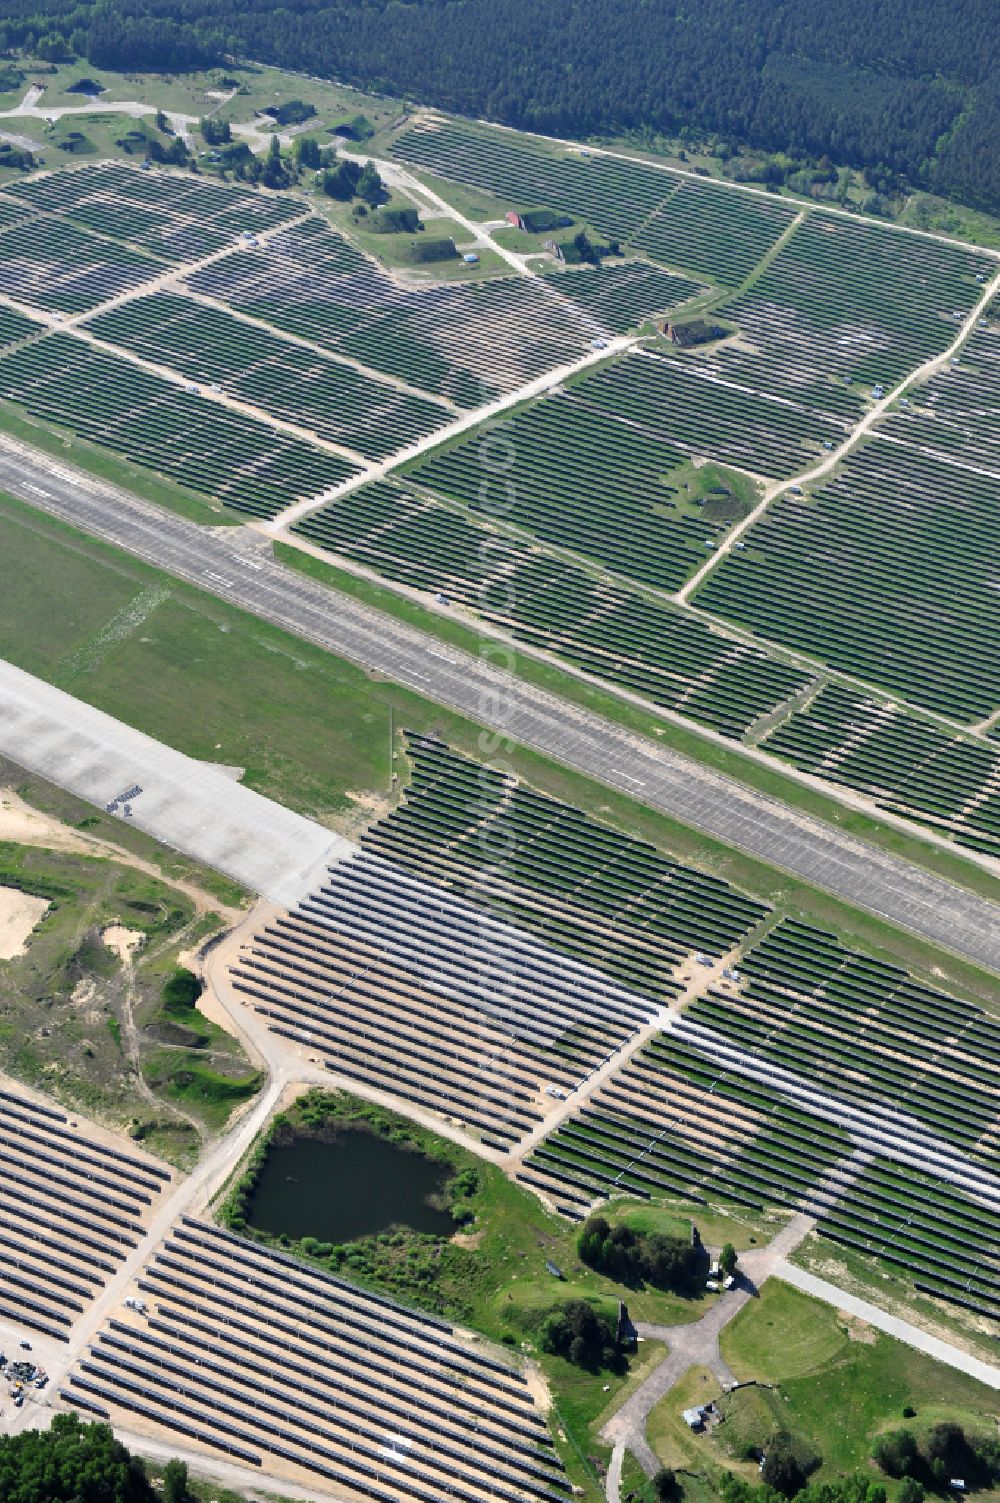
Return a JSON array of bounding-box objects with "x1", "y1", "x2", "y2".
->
[
  {"x1": 788, "y1": 1230, "x2": 1000, "y2": 1369},
  {"x1": 714, "y1": 1280, "x2": 1000, "y2": 1482}
]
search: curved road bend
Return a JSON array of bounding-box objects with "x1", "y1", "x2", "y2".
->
[{"x1": 3, "y1": 436, "x2": 1000, "y2": 974}]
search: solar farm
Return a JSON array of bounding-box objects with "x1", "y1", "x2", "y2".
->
[
  {"x1": 0, "y1": 1083, "x2": 172, "y2": 1340},
  {"x1": 222, "y1": 733, "x2": 1000, "y2": 1333},
  {"x1": 1, "y1": 149, "x2": 998, "y2": 871},
  {"x1": 2, "y1": 92, "x2": 1000, "y2": 1503}
]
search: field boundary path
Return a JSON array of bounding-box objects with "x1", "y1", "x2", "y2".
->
[{"x1": 3, "y1": 436, "x2": 1000, "y2": 973}]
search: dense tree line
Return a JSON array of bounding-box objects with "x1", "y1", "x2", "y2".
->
[
  {"x1": 2, "y1": 0, "x2": 999, "y2": 211},
  {"x1": 721, "y1": 1476, "x2": 889, "y2": 1503}
]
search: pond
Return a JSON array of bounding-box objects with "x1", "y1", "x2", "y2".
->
[{"x1": 244, "y1": 1128, "x2": 457, "y2": 1243}]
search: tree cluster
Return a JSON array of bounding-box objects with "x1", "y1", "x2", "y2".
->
[
  {"x1": 4, "y1": 0, "x2": 999, "y2": 210},
  {"x1": 321, "y1": 156, "x2": 385, "y2": 204},
  {"x1": 874, "y1": 1423, "x2": 1000, "y2": 1490},
  {"x1": 538, "y1": 1298, "x2": 623, "y2": 1371},
  {"x1": 199, "y1": 114, "x2": 231, "y2": 144},
  {"x1": 0, "y1": 1413, "x2": 170, "y2": 1503},
  {"x1": 577, "y1": 1215, "x2": 703, "y2": 1290}
]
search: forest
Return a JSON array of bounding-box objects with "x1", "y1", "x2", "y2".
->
[{"x1": 2, "y1": 0, "x2": 1000, "y2": 213}]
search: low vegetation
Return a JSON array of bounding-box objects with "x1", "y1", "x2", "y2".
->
[
  {"x1": 644, "y1": 1280, "x2": 1000, "y2": 1500},
  {"x1": 0, "y1": 792, "x2": 252, "y2": 1157}
]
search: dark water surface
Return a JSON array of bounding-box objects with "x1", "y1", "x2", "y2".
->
[{"x1": 245, "y1": 1130, "x2": 455, "y2": 1242}]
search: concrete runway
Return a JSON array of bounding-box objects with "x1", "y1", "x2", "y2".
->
[
  {"x1": 2, "y1": 436, "x2": 1000, "y2": 974},
  {"x1": 0, "y1": 657, "x2": 351, "y2": 904}
]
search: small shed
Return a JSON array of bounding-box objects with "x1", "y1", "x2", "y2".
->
[
  {"x1": 545, "y1": 1260, "x2": 564, "y2": 1279},
  {"x1": 683, "y1": 1407, "x2": 705, "y2": 1431},
  {"x1": 506, "y1": 210, "x2": 523, "y2": 228}
]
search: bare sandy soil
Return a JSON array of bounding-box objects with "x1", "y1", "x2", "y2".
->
[
  {"x1": 0, "y1": 786, "x2": 95, "y2": 854},
  {"x1": 0, "y1": 885, "x2": 49, "y2": 959},
  {"x1": 102, "y1": 924, "x2": 144, "y2": 965}
]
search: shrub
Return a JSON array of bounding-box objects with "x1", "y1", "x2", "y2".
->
[
  {"x1": 162, "y1": 968, "x2": 202, "y2": 1014},
  {"x1": 653, "y1": 1468, "x2": 678, "y2": 1500},
  {"x1": 872, "y1": 1430, "x2": 917, "y2": 1480},
  {"x1": 898, "y1": 1479, "x2": 924, "y2": 1503}
]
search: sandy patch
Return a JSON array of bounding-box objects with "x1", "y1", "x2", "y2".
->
[
  {"x1": 452, "y1": 1228, "x2": 485, "y2": 1250},
  {"x1": 177, "y1": 942, "x2": 240, "y2": 1040},
  {"x1": 0, "y1": 787, "x2": 93, "y2": 855},
  {"x1": 102, "y1": 925, "x2": 143, "y2": 965},
  {"x1": 0, "y1": 886, "x2": 50, "y2": 959},
  {"x1": 71, "y1": 977, "x2": 96, "y2": 1006},
  {"x1": 841, "y1": 1313, "x2": 877, "y2": 1343}
]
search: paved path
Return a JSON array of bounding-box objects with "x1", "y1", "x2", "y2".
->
[
  {"x1": 601, "y1": 1215, "x2": 814, "y2": 1479},
  {"x1": 775, "y1": 1263, "x2": 1000, "y2": 1389},
  {"x1": 0, "y1": 656, "x2": 352, "y2": 904},
  {"x1": 3, "y1": 437, "x2": 1000, "y2": 973}
]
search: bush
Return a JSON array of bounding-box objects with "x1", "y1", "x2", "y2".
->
[
  {"x1": 653, "y1": 1468, "x2": 678, "y2": 1501},
  {"x1": 761, "y1": 1432, "x2": 819, "y2": 1498},
  {"x1": 371, "y1": 206, "x2": 422, "y2": 233},
  {"x1": 406, "y1": 236, "x2": 458, "y2": 263},
  {"x1": 898, "y1": 1479, "x2": 924, "y2": 1503},
  {"x1": 163, "y1": 1459, "x2": 189, "y2": 1503},
  {"x1": 161, "y1": 968, "x2": 202, "y2": 1014},
  {"x1": 538, "y1": 1299, "x2": 620, "y2": 1371}
]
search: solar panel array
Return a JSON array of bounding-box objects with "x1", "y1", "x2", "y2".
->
[
  {"x1": 0, "y1": 1085, "x2": 171, "y2": 1339},
  {"x1": 64, "y1": 1218, "x2": 567, "y2": 1503}
]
